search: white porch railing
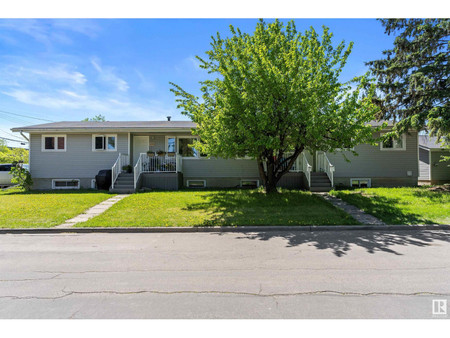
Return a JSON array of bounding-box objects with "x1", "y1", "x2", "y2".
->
[
  {"x1": 302, "y1": 153, "x2": 312, "y2": 188},
  {"x1": 133, "y1": 153, "x2": 182, "y2": 189},
  {"x1": 317, "y1": 152, "x2": 335, "y2": 187},
  {"x1": 111, "y1": 153, "x2": 129, "y2": 189}
]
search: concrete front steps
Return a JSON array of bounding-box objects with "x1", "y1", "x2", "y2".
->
[
  {"x1": 110, "y1": 173, "x2": 135, "y2": 194},
  {"x1": 310, "y1": 172, "x2": 332, "y2": 192}
]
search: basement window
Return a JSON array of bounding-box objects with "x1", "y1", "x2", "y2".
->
[
  {"x1": 52, "y1": 179, "x2": 80, "y2": 190},
  {"x1": 350, "y1": 178, "x2": 371, "y2": 188},
  {"x1": 186, "y1": 180, "x2": 206, "y2": 188},
  {"x1": 240, "y1": 180, "x2": 260, "y2": 188}
]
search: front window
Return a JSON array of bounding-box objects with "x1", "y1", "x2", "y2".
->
[
  {"x1": 42, "y1": 135, "x2": 66, "y2": 152},
  {"x1": 380, "y1": 134, "x2": 406, "y2": 150},
  {"x1": 93, "y1": 135, "x2": 117, "y2": 151},
  {"x1": 166, "y1": 137, "x2": 176, "y2": 153},
  {"x1": 178, "y1": 138, "x2": 199, "y2": 157}
]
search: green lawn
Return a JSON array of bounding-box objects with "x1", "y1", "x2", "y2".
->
[
  {"x1": 0, "y1": 188, "x2": 114, "y2": 228},
  {"x1": 78, "y1": 189, "x2": 358, "y2": 227},
  {"x1": 330, "y1": 187, "x2": 450, "y2": 225}
]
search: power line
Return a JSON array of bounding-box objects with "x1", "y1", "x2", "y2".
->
[
  {"x1": 0, "y1": 109, "x2": 54, "y2": 122},
  {"x1": 0, "y1": 136, "x2": 28, "y2": 143},
  {"x1": 0, "y1": 114, "x2": 35, "y2": 126}
]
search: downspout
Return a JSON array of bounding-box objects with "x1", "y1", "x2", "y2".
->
[{"x1": 20, "y1": 131, "x2": 29, "y2": 142}]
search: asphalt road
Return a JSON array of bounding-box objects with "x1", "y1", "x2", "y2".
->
[{"x1": 0, "y1": 230, "x2": 449, "y2": 319}]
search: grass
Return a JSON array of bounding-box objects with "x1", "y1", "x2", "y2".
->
[
  {"x1": 330, "y1": 187, "x2": 450, "y2": 225},
  {"x1": 78, "y1": 189, "x2": 358, "y2": 227},
  {"x1": 0, "y1": 187, "x2": 114, "y2": 228}
]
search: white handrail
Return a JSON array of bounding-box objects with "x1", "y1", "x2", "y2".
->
[
  {"x1": 111, "y1": 153, "x2": 121, "y2": 190},
  {"x1": 302, "y1": 153, "x2": 312, "y2": 188},
  {"x1": 133, "y1": 153, "x2": 144, "y2": 189},
  {"x1": 111, "y1": 153, "x2": 130, "y2": 190},
  {"x1": 318, "y1": 152, "x2": 335, "y2": 187}
]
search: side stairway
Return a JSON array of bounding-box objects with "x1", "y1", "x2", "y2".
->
[
  {"x1": 110, "y1": 173, "x2": 135, "y2": 194},
  {"x1": 310, "y1": 172, "x2": 332, "y2": 192}
]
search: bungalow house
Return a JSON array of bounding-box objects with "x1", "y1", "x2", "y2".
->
[
  {"x1": 11, "y1": 120, "x2": 419, "y2": 193},
  {"x1": 418, "y1": 135, "x2": 450, "y2": 184}
]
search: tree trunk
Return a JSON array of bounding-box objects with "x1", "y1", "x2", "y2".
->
[{"x1": 257, "y1": 146, "x2": 305, "y2": 194}]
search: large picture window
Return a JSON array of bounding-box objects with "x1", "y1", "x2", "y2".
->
[
  {"x1": 41, "y1": 135, "x2": 66, "y2": 152},
  {"x1": 178, "y1": 137, "x2": 199, "y2": 158},
  {"x1": 92, "y1": 134, "x2": 117, "y2": 151}
]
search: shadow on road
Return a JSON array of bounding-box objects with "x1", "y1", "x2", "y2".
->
[{"x1": 212, "y1": 230, "x2": 450, "y2": 257}]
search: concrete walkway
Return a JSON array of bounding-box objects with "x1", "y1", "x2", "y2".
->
[
  {"x1": 55, "y1": 194, "x2": 130, "y2": 228},
  {"x1": 316, "y1": 193, "x2": 386, "y2": 225}
]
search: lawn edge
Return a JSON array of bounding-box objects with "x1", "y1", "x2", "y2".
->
[{"x1": 0, "y1": 224, "x2": 449, "y2": 234}]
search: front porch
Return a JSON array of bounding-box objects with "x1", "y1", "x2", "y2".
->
[{"x1": 110, "y1": 133, "x2": 336, "y2": 193}]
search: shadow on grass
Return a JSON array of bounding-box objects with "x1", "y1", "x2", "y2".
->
[
  {"x1": 332, "y1": 191, "x2": 436, "y2": 224},
  {"x1": 1, "y1": 188, "x2": 113, "y2": 196},
  {"x1": 212, "y1": 229, "x2": 450, "y2": 257},
  {"x1": 183, "y1": 189, "x2": 357, "y2": 226}
]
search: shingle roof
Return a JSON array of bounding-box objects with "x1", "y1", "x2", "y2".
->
[
  {"x1": 11, "y1": 120, "x2": 197, "y2": 132},
  {"x1": 419, "y1": 135, "x2": 445, "y2": 149}
]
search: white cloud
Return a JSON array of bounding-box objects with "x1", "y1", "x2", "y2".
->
[
  {"x1": 91, "y1": 57, "x2": 129, "y2": 92},
  {"x1": 0, "y1": 19, "x2": 101, "y2": 46},
  {"x1": 1, "y1": 88, "x2": 173, "y2": 121},
  {"x1": 0, "y1": 63, "x2": 87, "y2": 87}
]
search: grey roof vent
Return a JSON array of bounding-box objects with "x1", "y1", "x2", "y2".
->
[{"x1": 167, "y1": 116, "x2": 171, "y2": 121}]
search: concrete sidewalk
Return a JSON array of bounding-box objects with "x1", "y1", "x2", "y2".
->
[{"x1": 55, "y1": 194, "x2": 130, "y2": 228}]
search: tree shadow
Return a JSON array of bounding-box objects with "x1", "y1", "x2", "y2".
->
[
  {"x1": 183, "y1": 189, "x2": 357, "y2": 226},
  {"x1": 0, "y1": 188, "x2": 112, "y2": 196},
  {"x1": 213, "y1": 229, "x2": 450, "y2": 257},
  {"x1": 332, "y1": 191, "x2": 436, "y2": 224}
]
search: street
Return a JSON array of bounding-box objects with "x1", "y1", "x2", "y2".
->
[{"x1": 0, "y1": 230, "x2": 449, "y2": 319}]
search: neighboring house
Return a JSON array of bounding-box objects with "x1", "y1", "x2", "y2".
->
[
  {"x1": 12, "y1": 120, "x2": 419, "y2": 193},
  {"x1": 418, "y1": 135, "x2": 450, "y2": 184}
]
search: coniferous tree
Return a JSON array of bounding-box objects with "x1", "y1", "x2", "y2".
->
[{"x1": 367, "y1": 19, "x2": 449, "y2": 146}]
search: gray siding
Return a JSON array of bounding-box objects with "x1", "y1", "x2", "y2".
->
[
  {"x1": 430, "y1": 151, "x2": 450, "y2": 182},
  {"x1": 419, "y1": 147, "x2": 430, "y2": 180},
  {"x1": 182, "y1": 158, "x2": 259, "y2": 178},
  {"x1": 325, "y1": 131, "x2": 419, "y2": 180},
  {"x1": 29, "y1": 133, "x2": 129, "y2": 179}
]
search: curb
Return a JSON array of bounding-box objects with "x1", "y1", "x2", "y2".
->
[{"x1": 0, "y1": 224, "x2": 449, "y2": 234}]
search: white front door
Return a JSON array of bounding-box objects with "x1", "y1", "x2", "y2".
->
[{"x1": 133, "y1": 136, "x2": 149, "y2": 166}]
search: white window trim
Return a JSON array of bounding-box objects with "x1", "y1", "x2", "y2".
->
[
  {"x1": 177, "y1": 136, "x2": 200, "y2": 158},
  {"x1": 186, "y1": 179, "x2": 206, "y2": 188},
  {"x1": 165, "y1": 135, "x2": 177, "y2": 153},
  {"x1": 240, "y1": 179, "x2": 260, "y2": 188},
  {"x1": 52, "y1": 179, "x2": 80, "y2": 190},
  {"x1": 380, "y1": 133, "x2": 406, "y2": 151},
  {"x1": 92, "y1": 134, "x2": 117, "y2": 152},
  {"x1": 41, "y1": 135, "x2": 67, "y2": 152},
  {"x1": 350, "y1": 178, "x2": 371, "y2": 188}
]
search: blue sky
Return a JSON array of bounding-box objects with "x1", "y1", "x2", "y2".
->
[{"x1": 0, "y1": 19, "x2": 395, "y2": 147}]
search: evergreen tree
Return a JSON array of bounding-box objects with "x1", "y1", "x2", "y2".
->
[{"x1": 367, "y1": 19, "x2": 449, "y2": 146}]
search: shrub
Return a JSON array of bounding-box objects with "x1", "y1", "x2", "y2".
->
[{"x1": 10, "y1": 164, "x2": 33, "y2": 191}]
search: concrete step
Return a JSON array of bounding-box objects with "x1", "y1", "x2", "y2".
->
[
  {"x1": 311, "y1": 177, "x2": 330, "y2": 183},
  {"x1": 119, "y1": 173, "x2": 133, "y2": 177},
  {"x1": 311, "y1": 172, "x2": 328, "y2": 176},
  {"x1": 114, "y1": 182, "x2": 134, "y2": 187},
  {"x1": 311, "y1": 182, "x2": 332, "y2": 187},
  {"x1": 110, "y1": 187, "x2": 135, "y2": 193},
  {"x1": 116, "y1": 177, "x2": 134, "y2": 182},
  {"x1": 310, "y1": 186, "x2": 332, "y2": 192}
]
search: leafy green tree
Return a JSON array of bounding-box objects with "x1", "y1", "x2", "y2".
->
[
  {"x1": 171, "y1": 20, "x2": 379, "y2": 193},
  {"x1": 367, "y1": 19, "x2": 449, "y2": 146},
  {"x1": 82, "y1": 114, "x2": 106, "y2": 122},
  {"x1": 10, "y1": 164, "x2": 33, "y2": 191},
  {"x1": 0, "y1": 140, "x2": 29, "y2": 164}
]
